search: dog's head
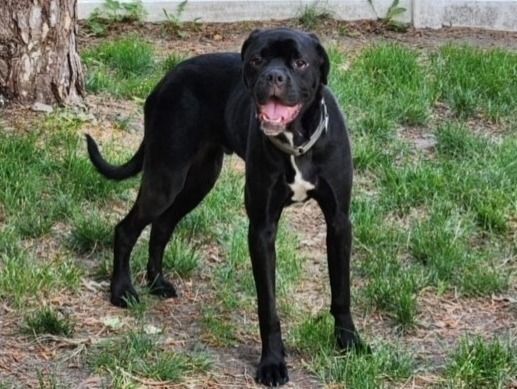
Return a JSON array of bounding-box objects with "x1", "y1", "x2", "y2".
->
[{"x1": 241, "y1": 28, "x2": 330, "y2": 136}]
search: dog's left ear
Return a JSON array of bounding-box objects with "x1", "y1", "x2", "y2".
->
[
  {"x1": 309, "y1": 33, "x2": 330, "y2": 85},
  {"x1": 241, "y1": 29, "x2": 262, "y2": 61}
]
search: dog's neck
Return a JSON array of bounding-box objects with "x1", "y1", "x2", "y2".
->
[
  {"x1": 268, "y1": 94, "x2": 328, "y2": 157},
  {"x1": 291, "y1": 90, "x2": 325, "y2": 142}
]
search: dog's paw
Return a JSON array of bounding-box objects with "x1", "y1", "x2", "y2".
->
[
  {"x1": 149, "y1": 277, "x2": 177, "y2": 299},
  {"x1": 110, "y1": 283, "x2": 139, "y2": 308},
  {"x1": 256, "y1": 357, "x2": 289, "y2": 387},
  {"x1": 336, "y1": 327, "x2": 371, "y2": 354}
]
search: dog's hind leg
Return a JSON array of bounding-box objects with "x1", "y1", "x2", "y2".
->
[
  {"x1": 147, "y1": 146, "x2": 224, "y2": 298},
  {"x1": 111, "y1": 165, "x2": 190, "y2": 308}
]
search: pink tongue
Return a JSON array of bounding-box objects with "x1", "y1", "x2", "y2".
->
[{"x1": 262, "y1": 101, "x2": 292, "y2": 120}]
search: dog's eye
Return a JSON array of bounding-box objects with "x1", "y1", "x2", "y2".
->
[
  {"x1": 249, "y1": 56, "x2": 263, "y2": 67},
  {"x1": 294, "y1": 59, "x2": 309, "y2": 69}
]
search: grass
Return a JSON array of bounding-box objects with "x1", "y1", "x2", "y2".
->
[
  {"x1": 163, "y1": 237, "x2": 201, "y2": 277},
  {"x1": 292, "y1": 314, "x2": 414, "y2": 386},
  {"x1": 332, "y1": 43, "x2": 434, "y2": 138},
  {"x1": 89, "y1": 330, "x2": 212, "y2": 384},
  {"x1": 201, "y1": 308, "x2": 239, "y2": 347},
  {"x1": 445, "y1": 336, "x2": 516, "y2": 388},
  {"x1": 82, "y1": 40, "x2": 188, "y2": 100},
  {"x1": 362, "y1": 256, "x2": 423, "y2": 328},
  {"x1": 329, "y1": 43, "x2": 516, "y2": 328},
  {"x1": 0, "y1": 250, "x2": 83, "y2": 307},
  {"x1": 82, "y1": 38, "x2": 186, "y2": 99},
  {"x1": 69, "y1": 210, "x2": 114, "y2": 254},
  {"x1": 0, "y1": 112, "x2": 133, "y2": 306},
  {"x1": 23, "y1": 307, "x2": 74, "y2": 337},
  {"x1": 433, "y1": 45, "x2": 517, "y2": 120}
]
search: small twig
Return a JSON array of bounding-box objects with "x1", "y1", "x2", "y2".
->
[
  {"x1": 116, "y1": 366, "x2": 176, "y2": 387},
  {"x1": 32, "y1": 334, "x2": 109, "y2": 347},
  {"x1": 60, "y1": 343, "x2": 87, "y2": 363}
]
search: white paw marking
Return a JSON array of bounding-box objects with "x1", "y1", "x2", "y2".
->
[{"x1": 284, "y1": 133, "x2": 315, "y2": 202}]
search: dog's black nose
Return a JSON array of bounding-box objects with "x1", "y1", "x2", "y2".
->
[{"x1": 265, "y1": 69, "x2": 286, "y2": 87}]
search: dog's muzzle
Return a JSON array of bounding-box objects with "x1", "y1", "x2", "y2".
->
[{"x1": 257, "y1": 99, "x2": 302, "y2": 136}]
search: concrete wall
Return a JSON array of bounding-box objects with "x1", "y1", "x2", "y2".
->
[
  {"x1": 78, "y1": 0, "x2": 517, "y2": 32},
  {"x1": 413, "y1": 0, "x2": 517, "y2": 30}
]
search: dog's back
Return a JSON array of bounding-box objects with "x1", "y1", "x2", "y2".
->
[{"x1": 144, "y1": 53, "x2": 244, "y2": 142}]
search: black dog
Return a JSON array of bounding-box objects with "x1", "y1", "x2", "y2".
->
[{"x1": 86, "y1": 28, "x2": 364, "y2": 386}]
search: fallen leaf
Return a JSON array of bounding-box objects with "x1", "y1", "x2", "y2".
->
[{"x1": 101, "y1": 316, "x2": 123, "y2": 330}]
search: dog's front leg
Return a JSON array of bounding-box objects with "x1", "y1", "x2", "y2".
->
[
  {"x1": 315, "y1": 180, "x2": 365, "y2": 352},
  {"x1": 324, "y1": 212, "x2": 363, "y2": 349},
  {"x1": 245, "y1": 183, "x2": 288, "y2": 386}
]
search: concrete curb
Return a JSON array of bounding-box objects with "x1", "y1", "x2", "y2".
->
[{"x1": 77, "y1": 0, "x2": 517, "y2": 32}]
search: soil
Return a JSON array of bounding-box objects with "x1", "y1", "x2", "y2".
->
[
  {"x1": 77, "y1": 19, "x2": 517, "y2": 55},
  {"x1": 1, "y1": 19, "x2": 516, "y2": 388}
]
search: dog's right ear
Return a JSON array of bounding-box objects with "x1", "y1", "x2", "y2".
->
[
  {"x1": 308, "y1": 33, "x2": 330, "y2": 85},
  {"x1": 241, "y1": 29, "x2": 262, "y2": 61}
]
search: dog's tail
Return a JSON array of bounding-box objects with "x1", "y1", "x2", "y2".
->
[{"x1": 85, "y1": 134, "x2": 144, "y2": 180}]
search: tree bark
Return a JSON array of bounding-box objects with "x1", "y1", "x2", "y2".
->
[{"x1": 0, "y1": 0, "x2": 85, "y2": 105}]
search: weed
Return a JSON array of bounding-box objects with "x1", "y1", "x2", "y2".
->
[
  {"x1": 23, "y1": 307, "x2": 74, "y2": 337},
  {"x1": 92, "y1": 254, "x2": 112, "y2": 280},
  {"x1": 112, "y1": 115, "x2": 133, "y2": 131},
  {"x1": 367, "y1": 0, "x2": 408, "y2": 31},
  {"x1": 445, "y1": 336, "x2": 516, "y2": 388},
  {"x1": 86, "y1": 0, "x2": 147, "y2": 36},
  {"x1": 162, "y1": 1, "x2": 200, "y2": 38},
  {"x1": 297, "y1": 1, "x2": 331, "y2": 30},
  {"x1": 384, "y1": 0, "x2": 409, "y2": 31},
  {"x1": 351, "y1": 198, "x2": 390, "y2": 250},
  {"x1": 0, "y1": 121, "x2": 134, "y2": 306}
]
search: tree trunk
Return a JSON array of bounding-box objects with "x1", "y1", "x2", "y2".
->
[{"x1": 0, "y1": 0, "x2": 85, "y2": 105}]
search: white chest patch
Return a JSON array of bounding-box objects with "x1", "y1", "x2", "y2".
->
[{"x1": 284, "y1": 133, "x2": 315, "y2": 202}]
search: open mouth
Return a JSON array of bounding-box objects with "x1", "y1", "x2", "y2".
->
[{"x1": 258, "y1": 98, "x2": 302, "y2": 136}]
